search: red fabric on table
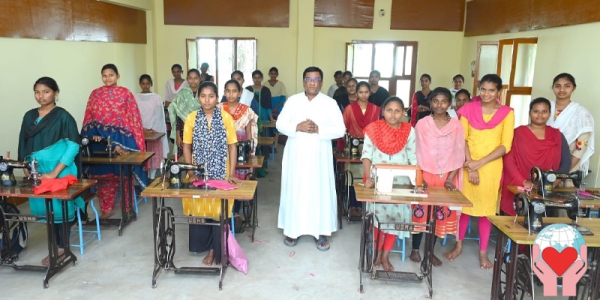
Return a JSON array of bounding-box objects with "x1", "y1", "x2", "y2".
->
[{"x1": 33, "y1": 174, "x2": 78, "y2": 195}]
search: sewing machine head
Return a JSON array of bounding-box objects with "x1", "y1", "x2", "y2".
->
[
  {"x1": 0, "y1": 157, "x2": 39, "y2": 187},
  {"x1": 371, "y1": 164, "x2": 427, "y2": 198},
  {"x1": 237, "y1": 141, "x2": 252, "y2": 163},
  {"x1": 530, "y1": 167, "x2": 583, "y2": 198},
  {"x1": 514, "y1": 192, "x2": 592, "y2": 235},
  {"x1": 81, "y1": 136, "x2": 113, "y2": 158},
  {"x1": 343, "y1": 134, "x2": 364, "y2": 157},
  {"x1": 163, "y1": 159, "x2": 207, "y2": 189}
]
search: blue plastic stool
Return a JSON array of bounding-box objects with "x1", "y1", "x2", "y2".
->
[
  {"x1": 69, "y1": 198, "x2": 102, "y2": 255},
  {"x1": 443, "y1": 217, "x2": 496, "y2": 245},
  {"x1": 590, "y1": 210, "x2": 599, "y2": 218},
  {"x1": 390, "y1": 236, "x2": 407, "y2": 261}
]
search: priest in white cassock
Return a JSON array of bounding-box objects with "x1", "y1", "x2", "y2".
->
[{"x1": 276, "y1": 66, "x2": 346, "y2": 251}]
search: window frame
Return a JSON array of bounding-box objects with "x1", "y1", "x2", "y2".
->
[
  {"x1": 345, "y1": 40, "x2": 419, "y2": 101},
  {"x1": 185, "y1": 37, "x2": 258, "y2": 87}
]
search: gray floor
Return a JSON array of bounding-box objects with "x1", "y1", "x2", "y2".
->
[{"x1": 2, "y1": 145, "x2": 563, "y2": 299}]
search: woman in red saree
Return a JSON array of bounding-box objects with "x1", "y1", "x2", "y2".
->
[
  {"x1": 500, "y1": 97, "x2": 571, "y2": 216},
  {"x1": 81, "y1": 64, "x2": 146, "y2": 218},
  {"x1": 341, "y1": 81, "x2": 380, "y2": 217}
]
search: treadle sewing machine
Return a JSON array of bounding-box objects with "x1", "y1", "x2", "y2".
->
[
  {"x1": 343, "y1": 134, "x2": 364, "y2": 157},
  {"x1": 161, "y1": 159, "x2": 209, "y2": 190},
  {"x1": 355, "y1": 165, "x2": 469, "y2": 298},
  {"x1": 141, "y1": 161, "x2": 258, "y2": 290},
  {"x1": 513, "y1": 167, "x2": 593, "y2": 235},
  {"x1": 81, "y1": 136, "x2": 113, "y2": 158},
  {"x1": 371, "y1": 164, "x2": 427, "y2": 197},
  {"x1": 236, "y1": 141, "x2": 252, "y2": 164},
  {"x1": 0, "y1": 156, "x2": 40, "y2": 187}
]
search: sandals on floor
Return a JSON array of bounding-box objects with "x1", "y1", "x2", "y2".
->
[
  {"x1": 314, "y1": 236, "x2": 330, "y2": 251},
  {"x1": 284, "y1": 236, "x2": 299, "y2": 247}
]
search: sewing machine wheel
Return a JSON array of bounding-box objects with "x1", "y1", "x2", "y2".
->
[
  {"x1": 530, "y1": 167, "x2": 542, "y2": 186},
  {"x1": 513, "y1": 194, "x2": 528, "y2": 216}
]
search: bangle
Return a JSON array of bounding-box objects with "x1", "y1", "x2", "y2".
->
[{"x1": 523, "y1": 180, "x2": 528, "y2": 186}]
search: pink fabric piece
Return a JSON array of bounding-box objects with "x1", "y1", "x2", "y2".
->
[
  {"x1": 225, "y1": 225, "x2": 248, "y2": 274},
  {"x1": 456, "y1": 96, "x2": 513, "y2": 130},
  {"x1": 192, "y1": 180, "x2": 238, "y2": 191},
  {"x1": 415, "y1": 116, "x2": 465, "y2": 191}
]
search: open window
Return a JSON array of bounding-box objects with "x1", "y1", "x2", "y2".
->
[{"x1": 186, "y1": 38, "x2": 257, "y2": 88}]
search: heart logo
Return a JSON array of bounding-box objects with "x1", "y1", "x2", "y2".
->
[{"x1": 541, "y1": 247, "x2": 578, "y2": 276}]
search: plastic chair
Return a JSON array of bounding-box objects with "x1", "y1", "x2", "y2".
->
[
  {"x1": 391, "y1": 236, "x2": 407, "y2": 262},
  {"x1": 590, "y1": 210, "x2": 599, "y2": 218},
  {"x1": 69, "y1": 198, "x2": 102, "y2": 255}
]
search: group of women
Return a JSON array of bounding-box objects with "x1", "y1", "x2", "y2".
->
[{"x1": 340, "y1": 73, "x2": 594, "y2": 272}]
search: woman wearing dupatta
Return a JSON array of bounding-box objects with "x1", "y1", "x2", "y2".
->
[
  {"x1": 444, "y1": 74, "x2": 514, "y2": 270},
  {"x1": 409, "y1": 74, "x2": 433, "y2": 127},
  {"x1": 362, "y1": 97, "x2": 416, "y2": 272},
  {"x1": 341, "y1": 81, "x2": 380, "y2": 217},
  {"x1": 218, "y1": 79, "x2": 258, "y2": 224},
  {"x1": 19, "y1": 77, "x2": 84, "y2": 266},
  {"x1": 168, "y1": 69, "x2": 202, "y2": 158},
  {"x1": 265, "y1": 67, "x2": 287, "y2": 118},
  {"x1": 81, "y1": 64, "x2": 146, "y2": 218},
  {"x1": 135, "y1": 74, "x2": 169, "y2": 179},
  {"x1": 548, "y1": 73, "x2": 594, "y2": 180},
  {"x1": 182, "y1": 82, "x2": 240, "y2": 266},
  {"x1": 164, "y1": 64, "x2": 188, "y2": 142},
  {"x1": 412, "y1": 87, "x2": 465, "y2": 267},
  {"x1": 501, "y1": 98, "x2": 571, "y2": 216},
  {"x1": 246, "y1": 70, "x2": 274, "y2": 131}
]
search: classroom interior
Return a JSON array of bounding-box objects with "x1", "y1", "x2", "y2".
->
[{"x1": 1, "y1": 0, "x2": 599, "y2": 299}]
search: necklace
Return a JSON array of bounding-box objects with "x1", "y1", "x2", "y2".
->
[{"x1": 482, "y1": 103, "x2": 498, "y2": 114}]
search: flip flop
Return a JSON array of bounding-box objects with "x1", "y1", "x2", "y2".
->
[
  {"x1": 314, "y1": 236, "x2": 330, "y2": 251},
  {"x1": 284, "y1": 236, "x2": 299, "y2": 247}
]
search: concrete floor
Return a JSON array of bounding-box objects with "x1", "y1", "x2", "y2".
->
[{"x1": 2, "y1": 145, "x2": 562, "y2": 299}]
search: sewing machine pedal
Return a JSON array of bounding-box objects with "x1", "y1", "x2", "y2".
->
[
  {"x1": 374, "y1": 270, "x2": 422, "y2": 282},
  {"x1": 174, "y1": 267, "x2": 220, "y2": 275}
]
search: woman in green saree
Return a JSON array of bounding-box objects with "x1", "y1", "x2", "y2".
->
[
  {"x1": 18, "y1": 77, "x2": 84, "y2": 266},
  {"x1": 168, "y1": 69, "x2": 202, "y2": 158}
]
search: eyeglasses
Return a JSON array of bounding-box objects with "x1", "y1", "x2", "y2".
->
[{"x1": 304, "y1": 77, "x2": 322, "y2": 83}]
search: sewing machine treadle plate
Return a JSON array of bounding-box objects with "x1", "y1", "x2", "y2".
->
[
  {"x1": 373, "y1": 270, "x2": 422, "y2": 282},
  {"x1": 174, "y1": 267, "x2": 220, "y2": 275},
  {"x1": 518, "y1": 223, "x2": 594, "y2": 236}
]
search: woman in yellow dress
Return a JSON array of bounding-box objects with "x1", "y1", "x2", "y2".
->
[
  {"x1": 182, "y1": 81, "x2": 241, "y2": 266},
  {"x1": 443, "y1": 74, "x2": 514, "y2": 269}
]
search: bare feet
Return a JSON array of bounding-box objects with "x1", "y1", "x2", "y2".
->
[
  {"x1": 380, "y1": 250, "x2": 394, "y2": 271},
  {"x1": 432, "y1": 255, "x2": 443, "y2": 267},
  {"x1": 479, "y1": 251, "x2": 493, "y2": 270},
  {"x1": 443, "y1": 241, "x2": 463, "y2": 261},
  {"x1": 374, "y1": 249, "x2": 383, "y2": 268},
  {"x1": 202, "y1": 250, "x2": 215, "y2": 266},
  {"x1": 100, "y1": 210, "x2": 115, "y2": 219},
  {"x1": 41, "y1": 248, "x2": 64, "y2": 266},
  {"x1": 410, "y1": 250, "x2": 422, "y2": 263}
]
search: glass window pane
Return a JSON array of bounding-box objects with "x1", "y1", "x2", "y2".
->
[
  {"x1": 478, "y1": 45, "x2": 498, "y2": 79},
  {"x1": 378, "y1": 80, "x2": 389, "y2": 92},
  {"x1": 514, "y1": 43, "x2": 537, "y2": 87},
  {"x1": 217, "y1": 39, "x2": 234, "y2": 89},
  {"x1": 197, "y1": 39, "x2": 216, "y2": 77},
  {"x1": 394, "y1": 46, "x2": 405, "y2": 76},
  {"x1": 236, "y1": 40, "x2": 256, "y2": 86},
  {"x1": 395, "y1": 80, "x2": 411, "y2": 106},
  {"x1": 346, "y1": 44, "x2": 354, "y2": 72},
  {"x1": 509, "y1": 95, "x2": 531, "y2": 127},
  {"x1": 374, "y1": 43, "x2": 394, "y2": 78},
  {"x1": 352, "y1": 43, "x2": 373, "y2": 78},
  {"x1": 404, "y1": 46, "x2": 413, "y2": 76},
  {"x1": 500, "y1": 44, "x2": 513, "y2": 85}
]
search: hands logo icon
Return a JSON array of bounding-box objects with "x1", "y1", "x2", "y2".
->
[{"x1": 532, "y1": 223, "x2": 587, "y2": 297}]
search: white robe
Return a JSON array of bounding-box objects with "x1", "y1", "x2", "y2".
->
[
  {"x1": 276, "y1": 92, "x2": 346, "y2": 239},
  {"x1": 240, "y1": 88, "x2": 254, "y2": 107}
]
